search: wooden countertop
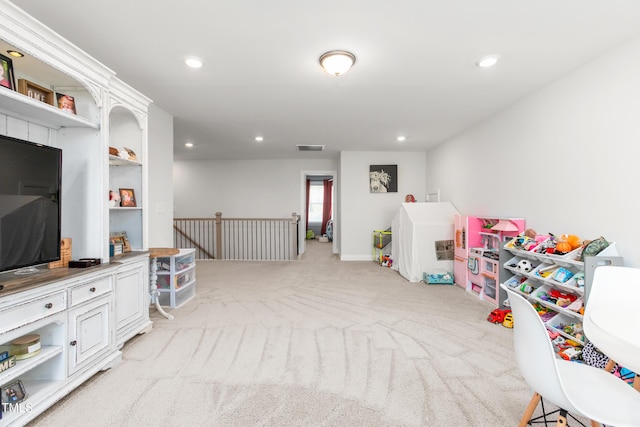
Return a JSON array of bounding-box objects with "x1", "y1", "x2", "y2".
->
[{"x1": 0, "y1": 251, "x2": 149, "y2": 298}]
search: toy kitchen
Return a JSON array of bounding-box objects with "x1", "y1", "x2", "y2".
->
[{"x1": 454, "y1": 215, "x2": 525, "y2": 305}]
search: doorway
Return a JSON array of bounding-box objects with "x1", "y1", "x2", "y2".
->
[{"x1": 300, "y1": 170, "x2": 337, "y2": 256}]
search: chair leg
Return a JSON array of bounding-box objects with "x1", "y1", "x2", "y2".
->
[
  {"x1": 556, "y1": 409, "x2": 568, "y2": 426},
  {"x1": 518, "y1": 392, "x2": 541, "y2": 427},
  {"x1": 590, "y1": 421, "x2": 601, "y2": 427},
  {"x1": 604, "y1": 359, "x2": 616, "y2": 372}
]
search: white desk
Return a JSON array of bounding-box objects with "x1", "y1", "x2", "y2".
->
[{"x1": 587, "y1": 306, "x2": 640, "y2": 388}]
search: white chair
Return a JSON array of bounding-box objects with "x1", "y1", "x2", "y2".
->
[
  {"x1": 501, "y1": 284, "x2": 640, "y2": 427},
  {"x1": 583, "y1": 265, "x2": 640, "y2": 392}
]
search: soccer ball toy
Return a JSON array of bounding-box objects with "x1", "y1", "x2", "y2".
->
[{"x1": 516, "y1": 259, "x2": 533, "y2": 273}]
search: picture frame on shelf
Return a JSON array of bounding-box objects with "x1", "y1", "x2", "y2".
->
[
  {"x1": 0, "y1": 53, "x2": 16, "y2": 91},
  {"x1": 18, "y1": 79, "x2": 54, "y2": 105},
  {"x1": 110, "y1": 231, "x2": 131, "y2": 253},
  {"x1": 119, "y1": 188, "x2": 136, "y2": 207},
  {"x1": 110, "y1": 237, "x2": 124, "y2": 256},
  {"x1": 56, "y1": 92, "x2": 77, "y2": 115},
  {"x1": 1, "y1": 379, "x2": 27, "y2": 404}
]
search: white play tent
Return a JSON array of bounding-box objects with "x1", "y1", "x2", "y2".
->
[{"x1": 391, "y1": 202, "x2": 460, "y2": 282}]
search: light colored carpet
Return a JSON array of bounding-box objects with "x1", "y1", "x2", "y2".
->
[{"x1": 29, "y1": 240, "x2": 586, "y2": 426}]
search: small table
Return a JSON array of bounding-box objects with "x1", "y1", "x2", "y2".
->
[
  {"x1": 587, "y1": 305, "x2": 640, "y2": 390},
  {"x1": 149, "y1": 247, "x2": 179, "y2": 320}
]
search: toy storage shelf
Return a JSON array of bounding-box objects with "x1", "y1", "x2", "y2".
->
[
  {"x1": 372, "y1": 229, "x2": 392, "y2": 264},
  {"x1": 500, "y1": 239, "x2": 623, "y2": 356},
  {"x1": 155, "y1": 248, "x2": 197, "y2": 308}
]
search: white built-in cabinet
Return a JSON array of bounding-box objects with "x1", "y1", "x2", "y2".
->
[
  {"x1": 113, "y1": 254, "x2": 150, "y2": 348},
  {"x1": 0, "y1": 1, "x2": 153, "y2": 424}
]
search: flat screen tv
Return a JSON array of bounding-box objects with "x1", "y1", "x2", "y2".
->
[{"x1": 0, "y1": 134, "x2": 62, "y2": 274}]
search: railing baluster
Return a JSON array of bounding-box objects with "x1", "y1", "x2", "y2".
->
[{"x1": 173, "y1": 214, "x2": 299, "y2": 261}]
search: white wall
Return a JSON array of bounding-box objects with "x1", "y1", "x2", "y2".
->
[
  {"x1": 339, "y1": 151, "x2": 426, "y2": 260},
  {"x1": 173, "y1": 158, "x2": 338, "y2": 218},
  {"x1": 426, "y1": 35, "x2": 640, "y2": 267},
  {"x1": 147, "y1": 104, "x2": 174, "y2": 247}
]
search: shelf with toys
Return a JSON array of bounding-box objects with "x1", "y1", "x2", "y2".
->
[{"x1": 500, "y1": 230, "x2": 622, "y2": 361}]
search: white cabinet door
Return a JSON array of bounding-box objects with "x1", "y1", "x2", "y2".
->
[
  {"x1": 115, "y1": 257, "x2": 151, "y2": 347},
  {"x1": 68, "y1": 296, "x2": 111, "y2": 375},
  {"x1": 115, "y1": 263, "x2": 144, "y2": 330}
]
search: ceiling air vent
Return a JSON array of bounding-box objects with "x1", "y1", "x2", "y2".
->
[{"x1": 296, "y1": 144, "x2": 324, "y2": 152}]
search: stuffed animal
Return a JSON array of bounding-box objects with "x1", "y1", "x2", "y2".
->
[{"x1": 109, "y1": 190, "x2": 120, "y2": 208}]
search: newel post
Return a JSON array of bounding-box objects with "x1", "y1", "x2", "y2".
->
[
  {"x1": 215, "y1": 212, "x2": 223, "y2": 259},
  {"x1": 290, "y1": 212, "x2": 299, "y2": 260}
]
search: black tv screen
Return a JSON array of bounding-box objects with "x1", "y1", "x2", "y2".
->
[{"x1": 0, "y1": 134, "x2": 62, "y2": 273}]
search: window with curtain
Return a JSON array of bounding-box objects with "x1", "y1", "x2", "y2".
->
[
  {"x1": 306, "y1": 178, "x2": 333, "y2": 235},
  {"x1": 308, "y1": 182, "x2": 324, "y2": 223}
]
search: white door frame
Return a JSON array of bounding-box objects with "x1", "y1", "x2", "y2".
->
[{"x1": 300, "y1": 170, "x2": 338, "y2": 255}]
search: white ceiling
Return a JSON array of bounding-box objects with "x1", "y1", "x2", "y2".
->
[{"x1": 13, "y1": 1, "x2": 640, "y2": 160}]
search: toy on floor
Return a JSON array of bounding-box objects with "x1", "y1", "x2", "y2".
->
[
  {"x1": 487, "y1": 308, "x2": 511, "y2": 324},
  {"x1": 380, "y1": 255, "x2": 393, "y2": 268},
  {"x1": 502, "y1": 313, "x2": 514, "y2": 328}
]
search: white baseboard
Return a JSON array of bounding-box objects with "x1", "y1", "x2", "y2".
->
[{"x1": 340, "y1": 254, "x2": 374, "y2": 261}]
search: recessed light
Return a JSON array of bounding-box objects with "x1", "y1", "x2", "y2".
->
[
  {"x1": 185, "y1": 142, "x2": 194, "y2": 148},
  {"x1": 255, "y1": 136, "x2": 264, "y2": 142},
  {"x1": 185, "y1": 57, "x2": 203, "y2": 68},
  {"x1": 397, "y1": 136, "x2": 406, "y2": 142},
  {"x1": 477, "y1": 55, "x2": 499, "y2": 68},
  {"x1": 7, "y1": 50, "x2": 24, "y2": 58}
]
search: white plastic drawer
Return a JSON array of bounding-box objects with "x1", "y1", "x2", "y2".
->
[
  {"x1": 0, "y1": 291, "x2": 67, "y2": 333},
  {"x1": 157, "y1": 269, "x2": 194, "y2": 290},
  {"x1": 68, "y1": 276, "x2": 112, "y2": 307}
]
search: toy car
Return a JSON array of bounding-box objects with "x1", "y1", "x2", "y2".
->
[
  {"x1": 502, "y1": 313, "x2": 514, "y2": 328},
  {"x1": 487, "y1": 308, "x2": 511, "y2": 324}
]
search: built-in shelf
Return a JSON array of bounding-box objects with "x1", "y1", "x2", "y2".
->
[
  {"x1": 108, "y1": 155, "x2": 142, "y2": 166},
  {"x1": 0, "y1": 89, "x2": 99, "y2": 129},
  {"x1": 0, "y1": 345, "x2": 63, "y2": 385}
]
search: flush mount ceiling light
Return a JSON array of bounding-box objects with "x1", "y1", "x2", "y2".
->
[
  {"x1": 476, "y1": 55, "x2": 500, "y2": 68},
  {"x1": 185, "y1": 56, "x2": 203, "y2": 68},
  {"x1": 255, "y1": 136, "x2": 264, "y2": 142},
  {"x1": 397, "y1": 136, "x2": 406, "y2": 142},
  {"x1": 6, "y1": 50, "x2": 24, "y2": 58},
  {"x1": 319, "y1": 50, "x2": 356, "y2": 76},
  {"x1": 185, "y1": 142, "x2": 194, "y2": 148}
]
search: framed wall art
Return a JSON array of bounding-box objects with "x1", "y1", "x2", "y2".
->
[
  {"x1": 0, "y1": 53, "x2": 16, "y2": 91},
  {"x1": 369, "y1": 164, "x2": 397, "y2": 193}
]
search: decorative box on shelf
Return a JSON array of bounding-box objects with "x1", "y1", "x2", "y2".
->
[{"x1": 17, "y1": 79, "x2": 54, "y2": 106}]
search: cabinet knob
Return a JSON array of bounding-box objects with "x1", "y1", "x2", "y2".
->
[
  {"x1": 70, "y1": 340, "x2": 77, "y2": 346},
  {"x1": 45, "y1": 302, "x2": 53, "y2": 309},
  {"x1": 90, "y1": 287, "x2": 96, "y2": 292}
]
